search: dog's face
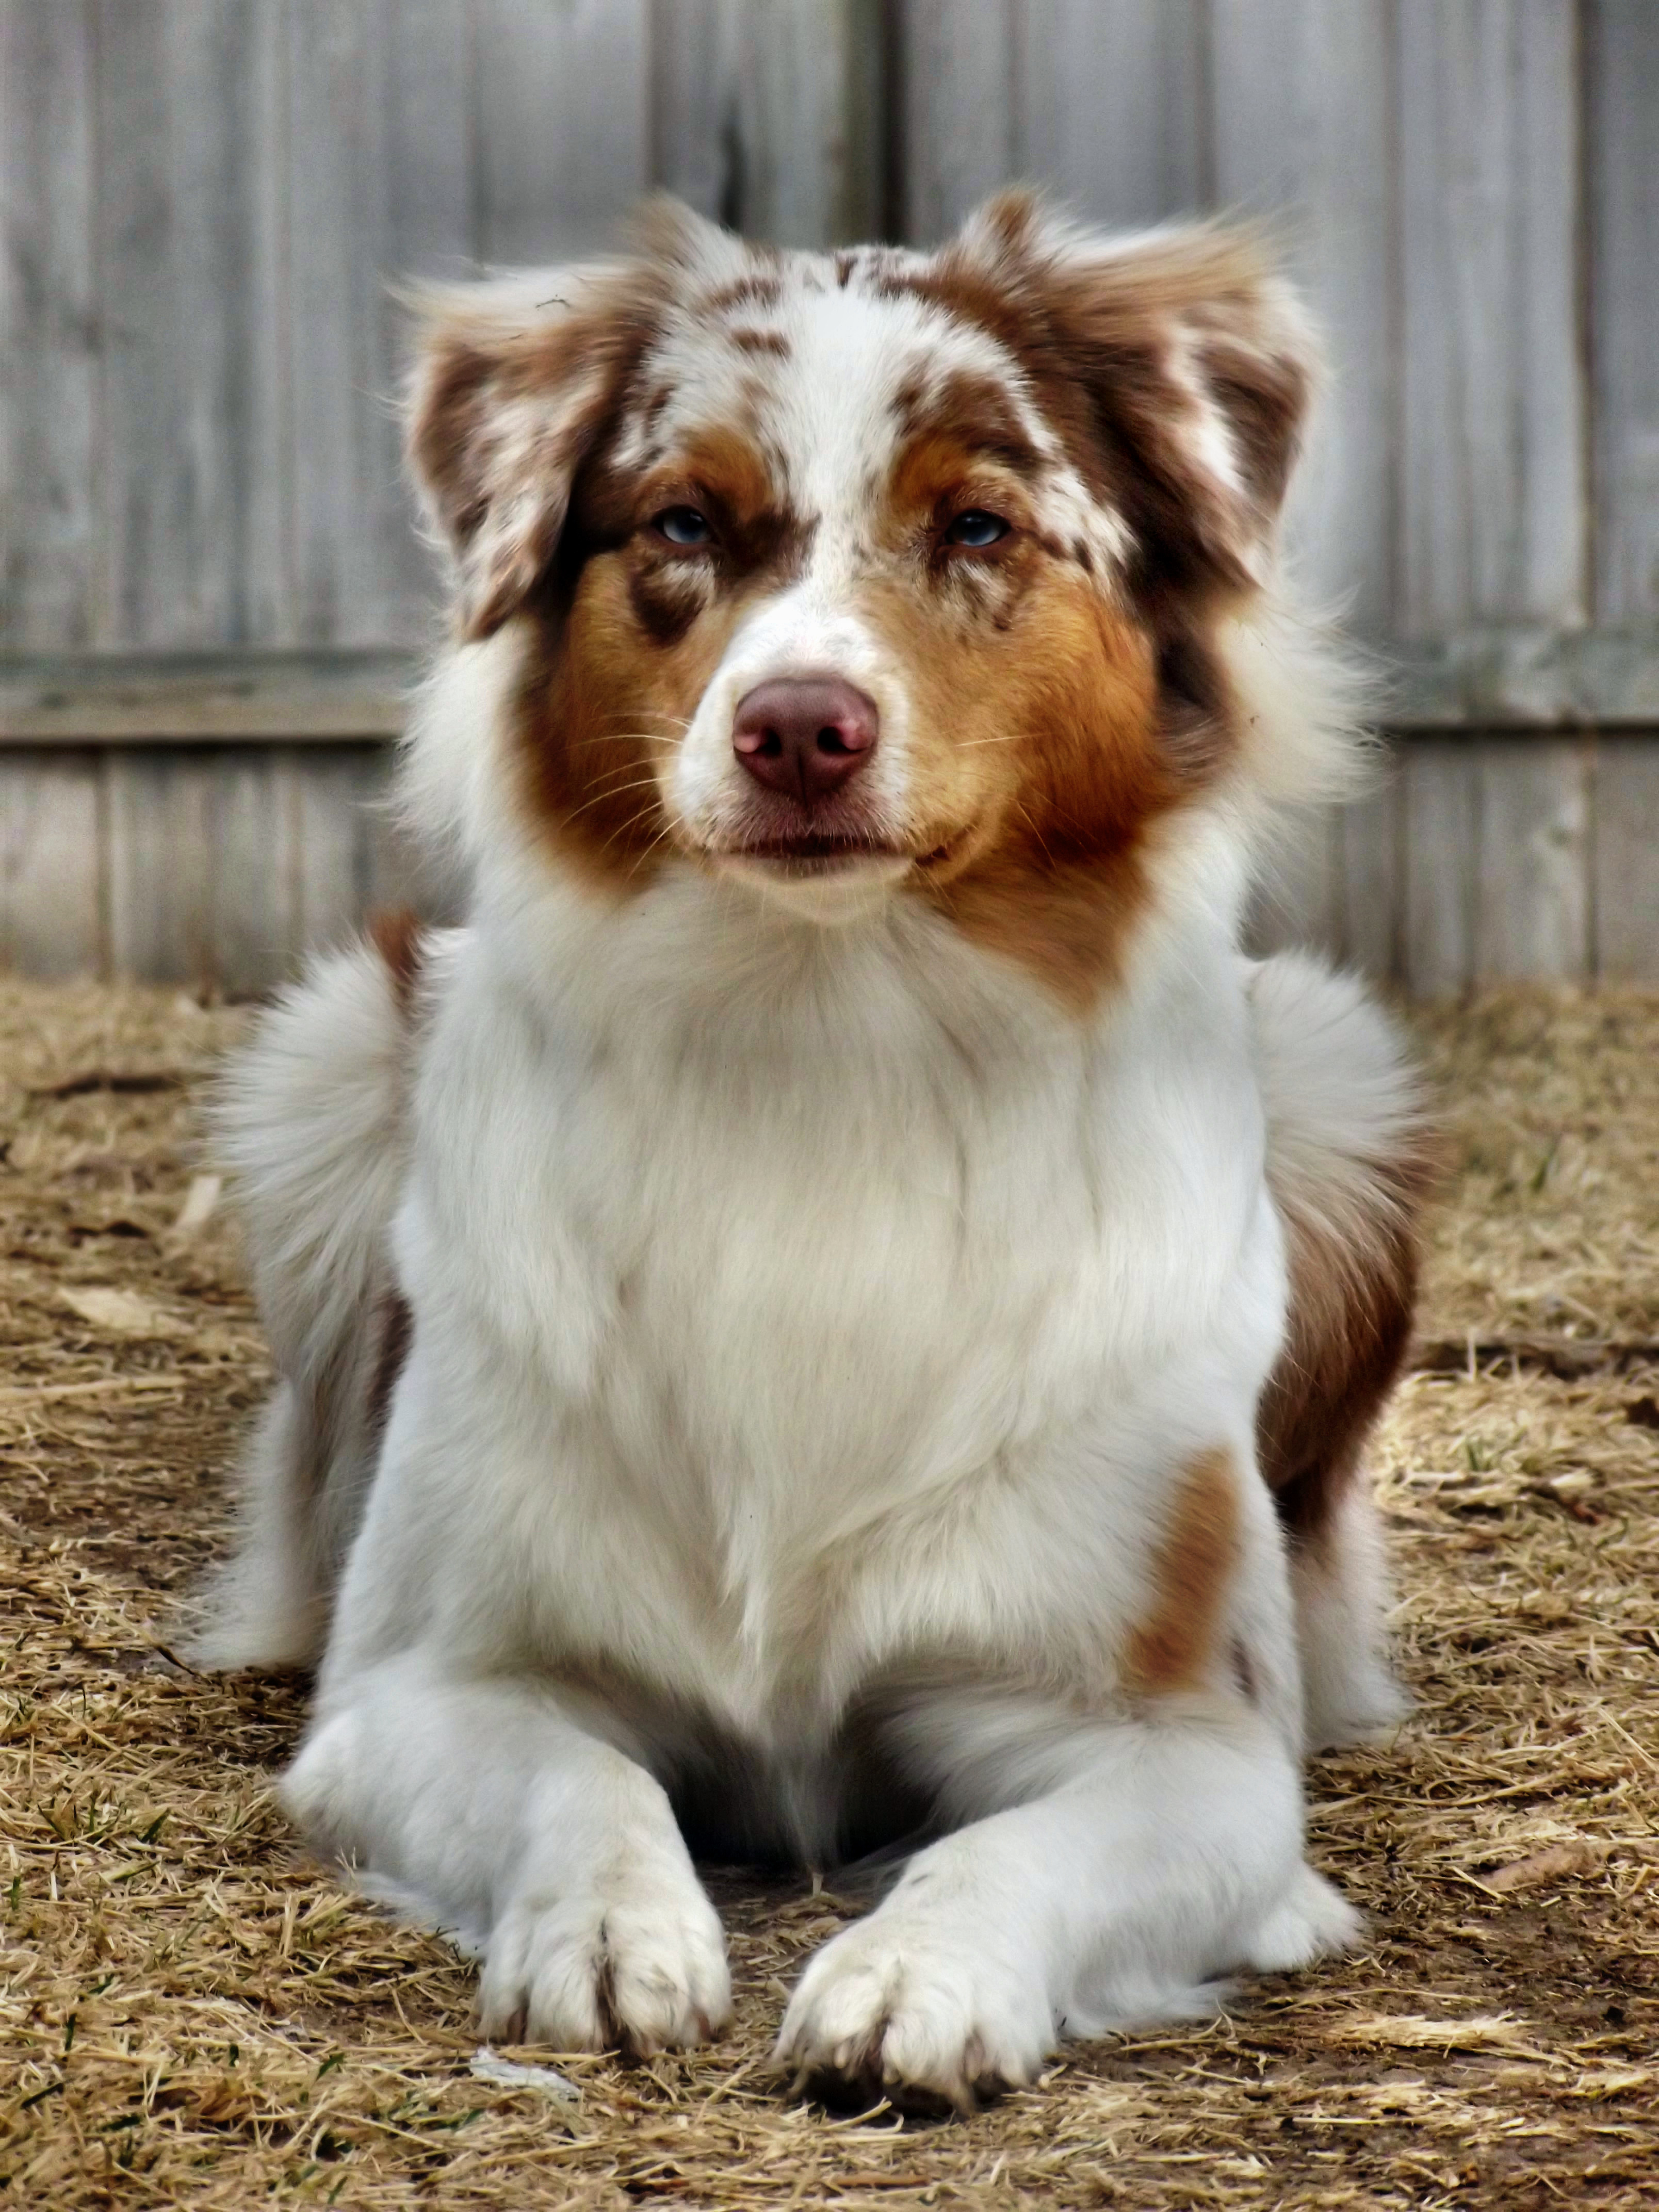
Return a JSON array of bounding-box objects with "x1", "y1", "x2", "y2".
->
[{"x1": 410, "y1": 194, "x2": 1314, "y2": 1001}]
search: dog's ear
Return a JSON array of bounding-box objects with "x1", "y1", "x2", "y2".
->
[
  {"x1": 404, "y1": 263, "x2": 656, "y2": 641},
  {"x1": 951, "y1": 191, "x2": 1319, "y2": 596}
]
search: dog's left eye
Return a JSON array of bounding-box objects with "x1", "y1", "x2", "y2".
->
[
  {"x1": 942, "y1": 510, "x2": 1010, "y2": 548},
  {"x1": 654, "y1": 507, "x2": 713, "y2": 547}
]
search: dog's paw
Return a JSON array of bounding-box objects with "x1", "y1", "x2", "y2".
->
[
  {"x1": 1242, "y1": 1861, "x2": 1363, "y2": 1974},
  {"x1": 775, "y1": 1908, "x2": 1055, "y2": 2111},
  {"x1": 478, "y1": 1860, "x2": 730, "y2": 2055}
]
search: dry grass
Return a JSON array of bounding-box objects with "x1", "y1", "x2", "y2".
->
[{"x1": 2, "y1": 978, "x2": 1656, "y2": 2210}]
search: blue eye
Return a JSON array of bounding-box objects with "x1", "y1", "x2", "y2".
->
[
  {"x1": 944, "y1": 510, "x2": 1010, "y2": 548},
  {"x1": 655, "y1": 507, "x2": 712, "y2": 546}
]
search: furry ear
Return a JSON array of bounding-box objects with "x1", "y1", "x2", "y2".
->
[
  {"x1": 404, "y1": 261, "x2": 658, "y2": 640},
  {"x1": 952, "y1": 191, "x2": 1320, "y2": 594}
]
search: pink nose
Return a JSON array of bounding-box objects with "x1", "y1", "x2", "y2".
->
[{"x1": 731, "y1": 677, "x2": 880, "y2": 805}]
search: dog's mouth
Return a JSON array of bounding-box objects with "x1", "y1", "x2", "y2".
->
[
  {"x1": 707, "y1": 833, "x2": 968, "y2": 883},
  {"x1": 716, "y1": 835, "x2": 904, "y2": 880}
]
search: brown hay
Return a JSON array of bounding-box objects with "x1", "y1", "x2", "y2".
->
[{"x1": 2, "y1": 978, "x2": 1656, "y2": 2209}]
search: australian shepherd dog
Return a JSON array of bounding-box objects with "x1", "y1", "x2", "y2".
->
[{"x1": 198, "y1": 192, "x2": 1430, "y2": 2107}]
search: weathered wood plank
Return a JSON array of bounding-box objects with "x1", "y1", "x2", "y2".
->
[
  {"x1": 291, "y1": 749, "x2": 371, "y2": 954},
  {"x1": 286, "y1": 0, "x2": 395, "y2": 647},
  {"x1": 1395, "y1": 0, "x2": 1586, "y2": 635},
  {"x1": 475, "y1": 0, "x2": 650, "y2": 264},
  {"x1": 0, "y1": 653, "x2": 412, "y2": 743},
  {"x1": 655, "y1": 0, "x2": 887, "y2": 246},
  {"x1": 1590, "y1": 1, "x2": 1659, "y2": 624},
  {"x1": 733, "y1": 0, "x2": 887, "y2": 245},
  {"x1": 1593, "y1": 737, "x2": 1659, "y2": 981},
  {"x1": 208, "y1": 751, "x2": 298, "y2": 995},
  {"x1": 1210, "y1": 0, "x2": 1393, "y2": 629},
  {"x1": 104, "y1": 751, "x2": 214, "y2": 982},
  {"x1": 1473, "y1": 736, "x2": 1590, "y2": 981},
  {"x1": 1403, "y1": 744, "x2": 1479, "y2": 996},
  {"x1": 0, "y1": 754, "x2": 104, "y2": 977},
  {"x1": 1386, "y1": 627, "x2": 1659, "y2": 729},
  {"x1": 376, "y1": 0, "x2": 477, "y2": 632},
  {"x1": 1016, "y1": 0, "x2": 1209, "y2": 224},
  {"x1": 0, "y1": 0, "x2": 99, "y2": 652},
  {"x1": 1335, "y1": 771, "x2": 1403, "y2": 981},
  {"x1": 93, "y1": 0, "x2": 286, "y2": 649},
  {"x1": 650, "y1": 0, "x2": 736, "y2": 220},
  {"x1": 896, "y1": 0, "x2": 1014, "y2": 241}
]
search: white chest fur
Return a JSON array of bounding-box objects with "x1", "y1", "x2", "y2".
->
[{"x1": 339, "y1": 872, "x2": 1287, "y2": 1746}]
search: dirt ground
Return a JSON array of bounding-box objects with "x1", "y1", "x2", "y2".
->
[{"x1": 2, "y1": 979, "x2": 1655, "y2": 2210}]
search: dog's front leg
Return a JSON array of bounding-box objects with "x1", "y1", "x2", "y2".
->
[
  {"x1": 282, "y1": 1651, "x2": 730, "y2": 2052},
  {"x1": 775, "y1": 1704, "x2": 1356, "y2": 2107}
]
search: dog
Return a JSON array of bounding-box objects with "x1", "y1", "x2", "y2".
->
[{"x1": 197, "y1": 191, "x2": 1430, "y2": 2108}]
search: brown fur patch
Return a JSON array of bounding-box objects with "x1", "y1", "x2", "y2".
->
[
  {"x1": 1123, "y1": 1447, "x2": 1242, "y2": 1695},
  {"x1": 728, "y1": 326, "x2": 790, "y2": 357},
  {"x1": 366, "y1": 908, "x2": 426, "y2": 1016},
  {"x1": 886, "y1": 193, "x2": 1312, "y2": 730},
  {"x1": 700, "y1": 274, "x2": 784, "y2": 316},
  {"x1": 508, "y1": 415, "x2": 817, "y2": 888},
  {"x1": 1258, "y1": 1137, "x2": 1437, "y2": 1547},
  {"x1": 406, "y1": 270, "x2": 666, "y2": 639},
  {"x1": 365, "y1": 1290, "x2": 413, "y2": 1440},
  {"x1": 892, "y1": 367, "x2": 1047, "y2": 480},
  {"x1": 861, "y1": 543, "x2": 1171, "y2": 1009}
]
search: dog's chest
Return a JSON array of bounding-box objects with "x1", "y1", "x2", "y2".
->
[{"x1": 414, "y1": 944, "x2": 1269, "y2": 1713}]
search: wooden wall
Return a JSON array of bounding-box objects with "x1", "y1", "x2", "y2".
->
[{"x1": 4, "y1": 0, "x2": 1657, "y2": 991}]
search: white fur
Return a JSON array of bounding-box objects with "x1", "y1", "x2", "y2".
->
[{"x1": 202, "y1": 213, "x2": 1414, "y2": 2097}]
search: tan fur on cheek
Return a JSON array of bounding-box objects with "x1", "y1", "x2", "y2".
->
[
  {"x1": 511, "y1": 557, "x2": 738, "y2": 892},
  {"x1": 1123, "y1": 1447, "x2": 1242, "y2": 1696},
  {"x1": 874, "y1": 570, "x2": 1175, "y2": 1012}
]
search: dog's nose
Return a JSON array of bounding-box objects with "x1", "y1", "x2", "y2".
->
[{"x1": 731, "y1": 677, "x2": 879, "y2": 805}]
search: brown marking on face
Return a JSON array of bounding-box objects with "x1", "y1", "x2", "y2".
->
[
  {"x1": 366, "y1": 907, "x2": 426, "y2": 1016},
  {"x1": 893, "y1": 366, "x2": 1047, "y2": 481},
  {"x1": 858, "y1": 498, "x2": 1174, "y2": 1008},
  {"x1": 408, "y1": 271, "x2": 667, "y2": 639},
  {"x1": 1258, "y1": 1125, "x2": 1439, "y2": 1549},
  {"x1": 1123, "y1": 1447, "x2": 1242, "y2": 1695},
  {"x1": 729, "y1": 325, "x2": 791, "y2": 357},
  {"x1": 511, "y1": 419, "x2": 805, "y2": 890},
  {"x1": 885, "y1": 196, "x2": 1313, "y2": 747},
  {"x1": 701, "y1": 273, "x2": 784, "y2": 315}
]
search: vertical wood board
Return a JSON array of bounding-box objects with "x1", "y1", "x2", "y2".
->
[
  {"x1": 0, "y1": 0, "x2": 100, "y2": 650},
  {"x1": 0, "y1": 754, "x2": 104, "y2": 978},
  {"x1": 1395, "y1": 0, "x2": 1586, "y2": 633},
  {"x1": 1473, "y1": 736, "x2": 1591, "y2": 982},
  {"x1": 104, "y1": 751, "x2": 215, "y2": 982},
  {"x1": 896, "y1": 0, "x2": 1015, "y2": 241},
  {"x1": 1402, "y1": 744, "x2": 1480, "y2": 995},
  {"x1": 1014, "y1": 0, "x2": 1210, "y2": 225},
  {"x1": 93, "y1": 0, "x2": 288, "y2": 649},
  {"x1": 474, "y1": 0, "x2": 650, "y2": 263},
  {"x1": 1591, "y1": 738, "x2": 1659, "y2": 981},
  {"x1": 1590, "y1": 0, "x2": 1659, "y2": 623},
  {"x1": 1209, "y1": 0, "x2": 1394, "y2": 627}
]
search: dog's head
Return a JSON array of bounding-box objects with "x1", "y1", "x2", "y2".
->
[{"x1": 408, "y1": 193, "x2": 1338, "y2": 1003}]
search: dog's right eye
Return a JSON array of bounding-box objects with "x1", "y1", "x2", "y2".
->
[{"x1": 654, "y1": 507, "x2": 713, "y2": 547}]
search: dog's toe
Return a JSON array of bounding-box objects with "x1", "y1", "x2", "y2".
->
[
  {"x1": 479, "y1": 1874, "x2": 730, "y2": 2055},
  {"x1": 775, "y1": 1914, "x2": 1052, "y2": 2112}
]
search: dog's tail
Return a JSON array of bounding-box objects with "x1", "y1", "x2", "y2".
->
[
  {"x1": 189, "y1": 913, "x2": 431, "y2": 1670},
  {"x1": 1248, "y1": 951, "x2": 1437, "y2": 1747}
]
